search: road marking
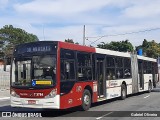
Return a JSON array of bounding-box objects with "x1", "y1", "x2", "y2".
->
[
  {"x1": 144, "y1": 95, "x2": 150, "y2": 99},
  {"x1": 0, "y1": 97, "x2": 10, "y2": 101},
  {"x1": 96, "y1": 112, "x2": 113, "y2": 120}
]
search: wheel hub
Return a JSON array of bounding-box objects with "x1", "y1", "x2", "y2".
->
[{"x1": 84, "y1": 95, "x2": 90, "y2": 105}]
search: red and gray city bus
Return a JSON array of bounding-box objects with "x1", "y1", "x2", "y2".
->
[{"x1": 10, "y1": 41, "x2": 158, "y2": 110}]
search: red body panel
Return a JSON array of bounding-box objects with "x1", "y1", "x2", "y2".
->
[
  {"x1": 12, "y1": 88, "x2": 54, "y2": 98},
  {"x1": 60, "y1": 81, "x2": 97, "y2": 109},
  {"x1": 59, "y1": 41, "x2": 95, "y2": 53},
  {"x1": 58, "y1": 41, "x2": 97, "y2": 109}
]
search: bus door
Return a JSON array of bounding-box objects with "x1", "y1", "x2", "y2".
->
[
  {"x1": 96, "y1": 54, "x2": 106, "y2": 98},
  {"x1": 138, "y1": 60, "x2": 144, "y2": 89}
]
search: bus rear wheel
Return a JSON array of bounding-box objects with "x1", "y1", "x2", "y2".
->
[
  {"x1": 81, "y1": 89, "x2": 91, "y2": 111},
  {"x1": 121, "y1": 84, "x2": 127, "y2": 100}
]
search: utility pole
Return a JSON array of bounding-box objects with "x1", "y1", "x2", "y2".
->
[
  {"x1": 83, "y1": 25, "x2": 85, "y2": 46},
  {"x1": 43, "y1": 24, "x2": 45, "y2": 41}
]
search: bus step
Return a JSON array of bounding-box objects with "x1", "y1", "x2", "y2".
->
[
  {"x1": 98, "y1": 95, "x2": 104, "y2": 98},
  {"x1": 98, "y1": 97, "x2": 106, "y2": 101}
]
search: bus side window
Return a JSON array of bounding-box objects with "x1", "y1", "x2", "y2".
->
[
  {"x1": 115, "y1": 57, "x2": 123, "y2": 79},
  {"x1": 143, "y1": 61, "x2": 147, "y2": 74},
  {"x1": 65, "y1": 60, "x2": 75, "y2": 79},
  {"x1": 124, "y1": 58, "x2": 131, "y2": 78},
  {"x1": 60, "y1": 60, "x2": 66, "y2": 80},
  {"x1": 60, "y1": 60, "x2": 75, "y2": 80},
  {"x1": 124, "y1": 69, "x2": 131, "y2": 77},
  {"x1": 106, "y1": 56, "x2": 116, "y2": 80},
  {"x1": 60, "y1": 49, "x2": 76, "y2": 81},
  {"x1": 147, "y1": 62, "x2": 152, "y2": 74},
  {"x1": 106, "y1": 68, "x2": 116, "y2": 80},
  {"x1": 77, "y1": 52, "x2": 92, "y2": 81}
]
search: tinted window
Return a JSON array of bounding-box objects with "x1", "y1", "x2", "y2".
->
[
  {"x1": 124, "y1": 58, "x2": 131, "y2": 78},
  {"x1": 106, "y1": 68, "x2": 116, "y2": 80},
  {"x1": 61, "y1": 49, "x2": 75, "y2": 59},
  {"x1": 115, "y1": 57, "x2": 123, "y2": 68},
  {"x1": 106, "y1": 56, "x2": 116, "y2": 80},
  {"x1": 60, "y1": 49, "x2": 76, "y2": 81},
  {"x1": 107, "y1": 57, "x2": 115, "y2": 67},
  {"x1": 77, "y1": 52, "x2": 92, "y2": 81}
]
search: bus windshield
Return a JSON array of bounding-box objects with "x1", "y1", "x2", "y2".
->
[{"x1": 11, "y1": 55, "x2": 56, "y2": 88}]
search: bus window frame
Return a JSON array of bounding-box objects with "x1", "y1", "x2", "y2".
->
[
  {"x1": 60, "y1": 48, "x2": 76, "y2": 82},
  {"x1": 76, "y1": 51, "x2": 93, "y2": 81}
]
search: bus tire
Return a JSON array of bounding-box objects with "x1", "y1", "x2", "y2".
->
[
  {"x1": 121, "y1": 84, "x2": 127, "y2": 100},
  {"x1": 81, "y1": 89, "x2": 91, "y2": 111},
  {"x1": 148, "y1": 81, "x2": 152, "y2": 93}
]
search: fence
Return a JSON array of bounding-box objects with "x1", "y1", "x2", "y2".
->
[{"x1": 0, "y1": 65, "x2": 10, "y2": 90}]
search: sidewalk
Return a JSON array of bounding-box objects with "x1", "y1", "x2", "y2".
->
[{"x1": 0, "y1": 88, "x2": 10, "y2": 99}]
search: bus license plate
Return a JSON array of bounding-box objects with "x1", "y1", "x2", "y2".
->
[{"x1": 28, "y1": 100, "x2": 36, "y2": 104}]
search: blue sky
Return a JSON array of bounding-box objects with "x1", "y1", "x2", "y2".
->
[{"x1": 1, "y1": 0, "x2": 160, "y2": 47}]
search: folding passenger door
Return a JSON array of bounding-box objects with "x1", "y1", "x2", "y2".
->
[{"x1": 95, "y1": 54, "x2": 106, "y2": 98}]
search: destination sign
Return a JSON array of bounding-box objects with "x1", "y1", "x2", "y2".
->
[
  {"x1": 14, "y1": 42, "x2": 57, "y2": 55},
  {"x1": 26, "y1": 46, "x2": 51, "y2": 52}
]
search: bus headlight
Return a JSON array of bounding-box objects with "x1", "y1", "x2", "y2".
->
[
  {"x1": 11, "y1": 90, "x2": 20, "y2": 98},
  {"x1": 45, "y1": 89, "x2": 57, "y2": 98}
]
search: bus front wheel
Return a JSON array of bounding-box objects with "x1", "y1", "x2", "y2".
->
[
  {"x1": 81, "y1": 89, "x2": 91, "y2": 111},
  {"x1": 121, "y1": 84, "x2": 127, "y2": 100}
]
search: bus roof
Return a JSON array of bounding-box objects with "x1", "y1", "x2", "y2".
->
[
  {"x1": 59, "y1": 41, "x2": 95, "y2": 53},
  {"x1": 96, "y1": 48, "x2": 131, "y2": 58},
  {"x1": 15, "y1": 41, "x2": 157, "y2": 62},
  {"x1": 137, "y1": 55, "x2": 157, "y2": 62}
]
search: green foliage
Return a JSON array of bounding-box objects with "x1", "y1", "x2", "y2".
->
[
  {"x1": 97, "y1": 40, "x2": 134, "y2": 52},
  {"x1": 97, "y1": 39, "x2": 160, "y2": 58},
  {"x1": 0, "y1": 25, "x2": 39, "y2": 63},
  {"x1": 64, "y1": 39, "x2": 79, "y2": 44},
  {"x1": 136, "y1": 39, "x2": 160, "y2": 58},
  {"x1": 65, "y1": 39, "x2": 74, "y2": 43}
]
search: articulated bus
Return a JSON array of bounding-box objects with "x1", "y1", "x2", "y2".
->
[{"x1": 10, "y1": 41, "x2": 158, "y2": 110}]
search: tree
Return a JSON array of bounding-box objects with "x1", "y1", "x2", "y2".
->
[
  {"x1": 0, "y1": 25, "x2": 39, "y2": 64},
  {"x1": 65, "y1": 39, "x2": 74, "y2": 43},
  {"x1": 64, "y1": 39, "x2": 79, "y2": 44},
  {"x1": 75, "y1": 42, "x2": 79, "y2": 45},
  {"x1": 136, "y1": 39, "x2": 160, "y2": 58},
  {"x1": 97, "y1": 40, "x2": 134, "y2": 52}
]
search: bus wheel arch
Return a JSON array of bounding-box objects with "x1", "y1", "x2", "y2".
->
[
  {"x1": 81, "y1": 86, "x2": 92, "y2": 111},
  {"x1": 121, "y1": 82, "x2": 127, "y2": 100}
]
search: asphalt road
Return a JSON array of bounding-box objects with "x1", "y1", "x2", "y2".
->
[{"x1": 0, "y1": 91, "x2": 160, "y2": 120}]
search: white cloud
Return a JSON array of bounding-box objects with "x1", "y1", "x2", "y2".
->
[
  {"x1": 85, "y1": 23, "x2": 160, "y2": 46},
  {"x1": 14, "y1": 0, "x2": 114, "y2": 16},
  {"x1": 38, "y1": 25, "x2": 85, "y2": 44},
  {"x1": 123, "y1": 0, "x2": 160, "y2": 18},
  {"x1": 1, "y1": 0, "x2": 160, "y2": 47}
]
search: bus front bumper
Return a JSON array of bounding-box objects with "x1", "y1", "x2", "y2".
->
[{"x1": 11, "y1": 95, "x2": 60, "y2": 109}]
